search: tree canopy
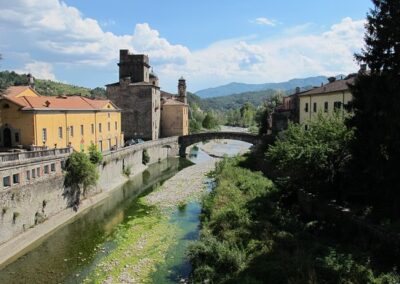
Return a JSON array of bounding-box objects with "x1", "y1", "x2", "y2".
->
[{"x1": 348, "y1": 0, "x2": 400, "y2": 217}]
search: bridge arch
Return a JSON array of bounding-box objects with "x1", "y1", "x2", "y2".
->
[{"x1": 178, "y1": 132, "x2": 263, "y2": 157}]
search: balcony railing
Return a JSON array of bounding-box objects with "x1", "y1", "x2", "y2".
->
[{"x1": 0, "y1": 148, "x2": 72, "y2": 164}]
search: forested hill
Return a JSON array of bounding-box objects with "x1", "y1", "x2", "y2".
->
[
  {"x1": 195, "y1": 75, "x2": 330, "y2": 98},
  {"x1": 0, "y1": 71, "x2": 106, "y2": 97},
  {"x1": 189, "y1": 87, "x2": 309, "y2": 112}
]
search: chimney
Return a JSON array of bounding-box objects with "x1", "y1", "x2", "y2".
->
[{"x1": 27, "y1": 73, "x2": 35, "y2": 89}]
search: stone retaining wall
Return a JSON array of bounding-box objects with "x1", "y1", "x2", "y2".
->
[{"x1": 0, "y1": 137, "x2": 179, "y2": 245}]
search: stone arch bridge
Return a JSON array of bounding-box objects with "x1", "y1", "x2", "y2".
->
[{"x1": 178, "y1": 132, "x2": 267, "y2": 157}]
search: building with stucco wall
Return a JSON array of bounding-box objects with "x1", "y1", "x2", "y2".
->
[{"x1": 299, "y1": 76, "x2": 355, "y2": 129}]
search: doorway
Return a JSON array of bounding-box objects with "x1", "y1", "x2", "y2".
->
[{"x1": 3, "y1": 128, "x2": 11, "y2": 148}]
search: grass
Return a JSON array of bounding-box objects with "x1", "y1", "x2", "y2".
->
[{"x1": 83, "y1": 200, "x2": 181, "y2": 283}]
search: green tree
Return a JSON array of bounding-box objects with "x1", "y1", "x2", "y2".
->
[
  {"x1": 90, "y1": 87, "x2": 106, "y2": 98},
  {"x1": 348, "y1": 0, "x2": 400, "y2": 217},
  {"x1": 255, "y1": 92, "x2": 284, "y2": 135},
  {"x1": 267, "y1": 113, "x2": 353, "y2": 197},
  {"x1": 202, "y1": 112, "x2": 219, "y2": 130},
  {"x1": 64, "y1": 151, "x2": 99, "y2": 209},
  {"x1": 240, "y1": 102, "x2": 255, "y2": 127},
  {"x1": 88, "y1": 143, "x2": 103, "y2": 165}
]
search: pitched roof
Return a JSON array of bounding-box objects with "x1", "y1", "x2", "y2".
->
[
  {"x1": 2, "y1": 87, "x2": 118, "y2": 111},
  {"x1": 3, "y1": 86, "x2": 40, "y2": 97},
  {"x1": 299, "y1": 77, "x2": 355, "y2": 96}
]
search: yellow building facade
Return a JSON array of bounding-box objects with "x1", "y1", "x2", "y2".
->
[
  {"x1": 299, "y1": 77, "x2": 354, "y2": 127},
  {"x1": 0, "y1": 86, "x2": 123, "y2": 152},
  {"x1": 161, "y1": 100, "x2": 189, "y2": 137}
]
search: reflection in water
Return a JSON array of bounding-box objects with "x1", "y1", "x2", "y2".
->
[{"x1": 0, "y1": 158, "x2": 192, "y2": 284}]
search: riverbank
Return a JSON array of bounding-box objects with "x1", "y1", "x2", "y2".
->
[
  {"x1": 0, "y1": 138, "x2": 252, "y2": 283},
  {"x1": 83, "y1": 155, "x2": 217, "y2": 283},
  {"x1": 0, "y1": 172, "x2": 131, "y2": 269}
]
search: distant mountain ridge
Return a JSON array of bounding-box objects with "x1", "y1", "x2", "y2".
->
[{"x1": 195, "y1": 76, "x2": 335, "y2": 98}]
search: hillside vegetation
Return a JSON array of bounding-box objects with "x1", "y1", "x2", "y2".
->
[
  {"x1": 0, "y1": 71, "x2": 106, "y2": 97},
  {"x1": 195, "y1": 75, "x2": 330, "y2": 98}
]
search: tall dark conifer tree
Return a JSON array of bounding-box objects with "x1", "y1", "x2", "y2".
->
[{"x1": 348, "y1": 0, "x2": 400, "y2": 218}]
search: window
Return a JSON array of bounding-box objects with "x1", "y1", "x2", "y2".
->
[
  {"x1": 32, "y1": 169, "x2": 36, "y2": 179},
  {"x1": 70, "y1": 126, "x2": 74, "y2": 137},
  {"x1": 80, "y1": 125, "x2": 84, "y2": 136},
  {"x1": 324, "y1": 102, "x2": 329, "y2": 112},
  {"x1": 91, "y1": 124, "x2": 94, "y2": 134},
  {"x1": 313, "y1": 102, "x2": 317, "y2": 112},
  {"x1": 108, "y1": 113, "x2": 110, "y2": 118},
  {"x1": 58, "y1": 127, "x2": 63, "y2": 139},
  {"x1": 115, "y1": 121, "x2": 117, "y2": 130},
  {"x1": 13, "y1": 174, "x2": 20, "y2": 184},
  {"x1": 15, "y1": 133, "x2": 20, "y2": 143},
  {"x1": 98, "y1": 140, "x2": 103, "y2": 152},
  {"x1": 51, "y1": 163, "x2": 56, "y2": 172},
  {"x1": 305, "y1": 103, "x2": 309, "y2": 112},
  {"x1": 44, "y1": 165, "x2": 49, "y2": 174},
  {"x1": 42, "y1": 128, "x2": 47, "y2": 142},
  {"x1": 99, "y1": 123, "x2": 102, "y2": 133},
  {"x1": 3, "y1": 103, "x2": 10, "y2": 109},
  {"x1": 61, "y1": 160, "x2": 66, "y2": 171},
  {"x1": 3, "y1": 176, "x2": 11, "y2": 187},
  {"x1": 37, "y1": 168, "x2": 40, "y2": 177},
  {"x1": 26, "y1": 170, "x2": 30, "y2": 181},
  {"x1": 334, "y1": 101, "x2": 342, "y2": 110},
  {"x1": 108, "y1": 122, "x2": 110, "y2": 131},
  {"x1": 305, "y1": 124, "x2": 309, "y2": 131}
]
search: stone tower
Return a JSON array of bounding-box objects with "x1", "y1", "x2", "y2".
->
[
  {"x1": 106, "y1": 50, "x2": 161, "y2": 141},
  {"x1": 118, "y1": 50, "x2": 150, "y2": 83},
  {"x1": 178, "y1": 77, "x2": 187, "y2": 104}
]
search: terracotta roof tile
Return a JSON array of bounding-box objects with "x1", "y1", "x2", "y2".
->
[
  {"x1": 300, "y1": 77, "x2": 355, "y2": 96},
  {"x1": 3, "y1": 86, "x2": 32, "y2": 97}
]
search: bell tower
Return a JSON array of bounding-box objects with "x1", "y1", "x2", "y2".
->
[{"x1": 178, "y1": 77, "x2": 187, "y2": 104}]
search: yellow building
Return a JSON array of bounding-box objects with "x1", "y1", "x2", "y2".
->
[
  {"x1": 299, "y1": 76, "x2": 355, "y2": 128},
  {"x1": 0, "y1": 86, "x2": 123, "y2": 152},
  {"x1": 161, "y1": 99, "x2": 189, "y2": 137}
]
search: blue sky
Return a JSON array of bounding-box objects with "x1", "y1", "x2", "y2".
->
[{"x1": 0, "y1": 0, "x2": 372, "y2": 92}]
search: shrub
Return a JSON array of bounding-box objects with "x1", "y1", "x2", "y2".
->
[
  {"x1": 88, "y1": 143, "x2": 103, "y2": 165},
  {"x1": 64, "y1": 151, "x2": 99, "y2": 209},
  {"x1": 142, "y1": 149, "x2": 150, "y2": 165},
  {"x1": 122, "y1": 165, "x2": 131, "y2": 177},
  {"x1": 266, "y1": 113, "x2": 353, "y2": 197}
]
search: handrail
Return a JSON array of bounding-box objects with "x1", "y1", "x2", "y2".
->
[{"x1": 0, "y1": 148, "x2": 72, "y2": 163}]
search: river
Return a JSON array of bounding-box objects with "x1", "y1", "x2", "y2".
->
[{"x1": 0, "y1": 139, "x2": 251, "y2": 283}]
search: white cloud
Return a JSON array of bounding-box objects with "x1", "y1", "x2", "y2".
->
[
  {"x1": 252, "y1": 17, "x2": 277, "y2": 26},
  {"x1": 0, "y1": 0, "x2": 366, "y2": 92},
  {"x1": 15, "y1": 61, "x2": 56, "y2": 80}
]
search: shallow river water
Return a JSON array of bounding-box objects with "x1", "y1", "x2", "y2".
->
[{"x1": 0, "y1": 140, "x2": 251, "y2": 283}]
